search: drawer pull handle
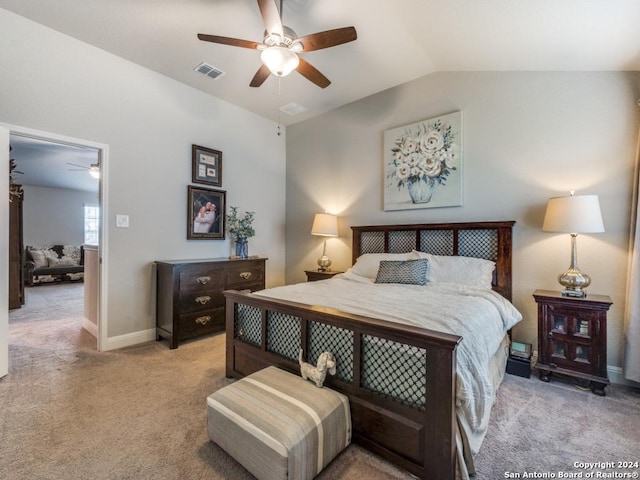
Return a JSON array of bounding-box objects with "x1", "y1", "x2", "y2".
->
[
  {"x1": 195, "y1": 315, "x2": 211, "y2": 325},
  {"x1": 195, "y1": 296, "x2": 211, "y2": 305},
  {"x1": 240, "y1": 272, "x2": 252, "y2": 280},
  {"x1": 196, "y1": 276, "x2": 211, "y2": 285}
]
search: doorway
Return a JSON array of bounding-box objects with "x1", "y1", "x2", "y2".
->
[{"x1": 4, "y1": 124, "x2": 108, "y2": 352}]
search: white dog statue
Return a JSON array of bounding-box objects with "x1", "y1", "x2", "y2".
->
[{"x1": 298, "y1": 349, "x2": 337, "y2": 388}]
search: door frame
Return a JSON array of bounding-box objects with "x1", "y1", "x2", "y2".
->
[
  {"x1": 1, "y1": 126, "x2": 9, "y2": 377},
  {"x1": 2, "y1": 123, "x2": 109, "y2": 352}
]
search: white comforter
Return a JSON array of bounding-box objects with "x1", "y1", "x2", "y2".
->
[{"x1": 255, "y1": 273, "x2": 523, "y2": 477}]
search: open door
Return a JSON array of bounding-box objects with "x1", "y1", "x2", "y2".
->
[{"x1": 1, "y1": 125, "x2": 9, "y2": 378}]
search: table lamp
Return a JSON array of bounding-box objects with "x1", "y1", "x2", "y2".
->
[
  {"x1": 311, "y1": 213, "x2": 338, "y2": 271},
  {"x1": 542, "y1": 192, "x2": 604, "y2": 297}
]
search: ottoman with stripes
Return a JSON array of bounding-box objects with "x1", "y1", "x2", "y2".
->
[{"x1": 207, "y1": 366, "x2": 351, "y2": 480}]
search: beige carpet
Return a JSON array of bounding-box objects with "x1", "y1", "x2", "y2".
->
[{"x1": 2, "y1": 285, "x2": 639, "y2": 480}]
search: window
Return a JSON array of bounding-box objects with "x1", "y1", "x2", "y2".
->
[{"x1": 84, "y1": 204, "x2": 100, "y2": 245}]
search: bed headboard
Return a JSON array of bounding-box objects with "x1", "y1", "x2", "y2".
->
[{"x1": 351, "y1": 221, "x2": 515, "y2": 301}]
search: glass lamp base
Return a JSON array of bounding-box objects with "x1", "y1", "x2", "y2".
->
[
  {"x1": 317, "y1": 255, "x2": 332, "y2": 272},
  {"x1": 558, "y1": 267, "x2": 591, "y2": 298}
]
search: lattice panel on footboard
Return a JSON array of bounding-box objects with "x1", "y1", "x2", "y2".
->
[
  {"x1": 308, "y1": 321, "x2": 354, "y2": 383},
  {"x1": 361, "y1": 335, "x2": 427, "y2": 410},
  {"x1": 234, "y1": 304, "x2": 262, "y2": 346},
  {"x1": 266, "y1": 311, "x2": 302, "y2": 361}
]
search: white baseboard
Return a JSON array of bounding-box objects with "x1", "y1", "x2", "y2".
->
[
  {"x1": 81, "y1": 317, "x2": 98, "y2": 339},
  {"x1": 522, "y1": 351, "x2": 639, "y2": 388},
  {"x1": 103, "y1": 328, "x2": 156, "y2": 351},
  {"x1": 608, "y1": 365, "x2": 640, "y2": 387}
]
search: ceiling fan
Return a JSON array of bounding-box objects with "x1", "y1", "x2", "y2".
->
[
  {"x1": 197, "y1": 0, "x2": 357, "y2": 88},
  {"x1": 67, "y1": 162, "x2": 100, "y2": 179}
]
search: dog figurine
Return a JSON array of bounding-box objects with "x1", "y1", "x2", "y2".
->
[{"x1": 298, "y1": 349, "x2": 337, "y2": 388}]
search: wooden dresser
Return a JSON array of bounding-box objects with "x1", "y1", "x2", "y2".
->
[{"x1": 156, "y1": 257, "x2": 266, "y2": 349}]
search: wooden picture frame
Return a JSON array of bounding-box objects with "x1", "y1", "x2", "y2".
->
[
  {"x1": 192, "y1": 144, "x2": 222, "y2": 187},
  {"x1": 187, "y1": 185, "x2": 226, "y2": 240}
]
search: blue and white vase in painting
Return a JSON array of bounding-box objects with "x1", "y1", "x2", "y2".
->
[{"x1": 407, "y1": 178, "x2": 434, "y2": 204}]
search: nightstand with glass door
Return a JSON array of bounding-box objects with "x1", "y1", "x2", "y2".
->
[{"x1": 533, "y1": 289, "x2": 612, "y2": 395}]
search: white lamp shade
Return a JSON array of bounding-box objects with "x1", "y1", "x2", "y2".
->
[
  {"x1": 311, "y1": 213, "x2": 338, "y2": 237},
  {"x1": 542, "y1": 195, "x2": 604, "y2": 233},
  {"x1": 260, "y1": 46, "x2": 299, "y2": 77}
]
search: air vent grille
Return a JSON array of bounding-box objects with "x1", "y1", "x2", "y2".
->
[
  {"x1": 279, "y1": 102, "x2": 308, "y2": 116},
  {"x1": 194, "y1": 62, "x2": 225, "y2": 80}
]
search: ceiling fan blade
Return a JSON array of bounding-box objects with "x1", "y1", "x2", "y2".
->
[
  {"x1": 250, "y1": 64, "x2": 272, "y2": 87},
  {"x1": 257, "y1": 0, "x2": 283, "y2": 37},
  {"x1": 296, "y1": 26, "x2": 357, "y2": 52},
  {"x1": 296, "y1": 58, "x2": 330, "y2": 89},
  {"x1": 197, "y1": 34, "x2": 262, "y2": 50}
]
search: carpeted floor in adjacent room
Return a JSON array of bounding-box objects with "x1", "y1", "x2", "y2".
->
[{"x1": 1, "y1": 284, "x2": 639, "y2": 480}]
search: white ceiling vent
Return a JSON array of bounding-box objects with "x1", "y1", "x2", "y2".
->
[
  {"x1": 279, "y1": 102, "x2": 308, "y2": 116},
  {"x1": 194, "y1": 62, "x2": 225, "y2": 80}
]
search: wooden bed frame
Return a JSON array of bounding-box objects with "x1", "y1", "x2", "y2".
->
[{"x1": 224, "y1": 221, "x2": 515, "y2": 480}]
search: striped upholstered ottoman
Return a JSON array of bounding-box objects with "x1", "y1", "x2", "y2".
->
[{"x1": 207, "y1": 366, "x2": 351, "y2": 480}]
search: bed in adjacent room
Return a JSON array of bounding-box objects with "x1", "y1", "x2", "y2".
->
[{"x1": 223, "y1": 221, "x2": 522, "y2": 480}]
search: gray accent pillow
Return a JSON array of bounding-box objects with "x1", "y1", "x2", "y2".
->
[{"x1": 374, "y1": 259, "x2": 429, "y2": 285}]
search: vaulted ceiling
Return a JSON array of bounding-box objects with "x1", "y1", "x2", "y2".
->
[
  {"x1": 4, "y1": 1, "x2": 640, "y2": 192},
  {"x1": 2, "y1": 0, "x2": 639, "y2": 128}
]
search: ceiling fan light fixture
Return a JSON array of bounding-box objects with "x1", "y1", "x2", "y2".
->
[
  {"x1": 89, "y1": 165, "x2": 100, "y2": 179},
  {"x1": 260, "y1": 46, "x2": 299, "y2": 77}
]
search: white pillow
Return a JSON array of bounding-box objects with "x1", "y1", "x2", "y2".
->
[
  {"x1": 349, "y1": 252, "x2": 421, "y2": 280},
  {"x1": 29, "y1": 249, "x2": 48, "y2": 269},
  {"x1": 413, "y1": 251, "x2": 495, "y2": 288}
]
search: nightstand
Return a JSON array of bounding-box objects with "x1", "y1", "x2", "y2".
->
[
  {"x1": 533, "y1": 289, "x2": 612, "y2": 395},
  {"x1": 305, "y1": 270, "x2": 343, "y2": 282}
]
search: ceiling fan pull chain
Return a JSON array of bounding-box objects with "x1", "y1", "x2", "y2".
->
[{"x1": 277, "y1": 77, "x2": 282, "y2": 136}]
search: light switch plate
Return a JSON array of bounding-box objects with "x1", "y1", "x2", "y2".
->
[{"x1": 116, "y1": 214, "x2": 129, "y2": 228}]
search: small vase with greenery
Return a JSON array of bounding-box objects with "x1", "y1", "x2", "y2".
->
[{"x1": 227, "y1": 206, "x2": 255, "y2": 259}]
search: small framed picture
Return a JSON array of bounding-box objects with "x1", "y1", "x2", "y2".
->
[
  {"x1": 192, "y1": 144, "x2": 222, "y2": 187},
  {"x1": 187, "y1": 185, "x2": 226, "y2": 240}
]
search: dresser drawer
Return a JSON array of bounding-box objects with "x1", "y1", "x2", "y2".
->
[
  {"x1": 225, "y1": 262, "x2": 265, "y2": 289},
  {"x1": 179, "y1": 266, "x2": 224, "y2": 291},
  {"x1": 179, "y1": 308, "x2": 225, "y2": 339},
  {"x1": 178, "y1": 290, "x2": 225, "y2": 313}
]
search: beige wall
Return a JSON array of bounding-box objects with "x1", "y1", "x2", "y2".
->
[
  {"x1": 22, "y1": 185, "x2": 98, "y2": 247},
  {"x1": 0, "y1": 9, "x2": 287, "y2": 348},
  {"x1": 286, "y1": 71, "x2": 640, "y2": 382}
]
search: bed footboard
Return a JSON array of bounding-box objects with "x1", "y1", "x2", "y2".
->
[{"x1": 224, "y1": 289, "x2": 462, "y2": 480}]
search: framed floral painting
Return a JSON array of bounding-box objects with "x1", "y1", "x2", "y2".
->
[{"x1": 383, "y1": 111, "x2": 462, "y2": 211}]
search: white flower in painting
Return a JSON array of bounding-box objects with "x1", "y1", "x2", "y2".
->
[
  {"x1": 445, "y1": 144, "x2": 460, "y2": 169},
  {"x1": 401, "y1": 138, "x2": 419, "y2": 155},
  {"x1": 421, "y1": 130, "x2": 444, "y2": 152},
  {"x1": 406, "y1": 153, "x2": 420, "y2": 166},
  {"x1": 420, "y1": 156, "x2": 442, "y2": 178},
  {"x1": 396, "y1": 164, "x2": 411, "y2": 180}
]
